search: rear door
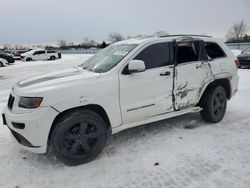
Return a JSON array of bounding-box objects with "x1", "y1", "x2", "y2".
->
[
  {"x1": 119, "y1": 42, "x2": 174, "y2": 124},
  {"x1": 33, "y1": 50, "x2": 47, "y2": 60},
  {"x1": 174, "y1": 39, "x2": 212, "y2": 109}
]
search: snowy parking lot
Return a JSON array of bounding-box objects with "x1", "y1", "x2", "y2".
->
[{"x1": 1, "y1": 55, "x2": 250, "y2": 188}]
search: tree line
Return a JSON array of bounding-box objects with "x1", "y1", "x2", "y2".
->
[
  {"x1": 226, "y1": 19, "x2": 250, "y2": 43},
  {"x1": 1, "y1": 22, "x2": 249, "y2": 51}
]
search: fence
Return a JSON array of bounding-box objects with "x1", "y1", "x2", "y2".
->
[
  {"x1": 57, "y1": 48, "x2": 100, "y2": 54},
  {"x1": 3, "y1": 43, "x2": 250, "y2": 55},
  {"x1": 227, "y1": 43, "x2": 250, "y2": 51},
  {"x1": 58, "y1": 43, "x2": 250, "y2": 54}
]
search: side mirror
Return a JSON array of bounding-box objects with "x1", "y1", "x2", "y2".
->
[{"x1": 127, "y1": 60, "x2": 146, "y2": 73}]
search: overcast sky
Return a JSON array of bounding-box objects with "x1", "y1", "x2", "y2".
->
[{"x1": 0, "y1": 0, "x2": 250, "y2": 44}]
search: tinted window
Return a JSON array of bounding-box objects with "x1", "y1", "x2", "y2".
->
[
  {"x1": 48, "y1": 51, "x2": 56, "y2": 53},
  {"x1": 134, "y1": 43, "x2": 170, "y2": 69},
  {"x1": 205, "y1": 42, "x2": 226, "y2": 59},
  {"x1": 34, "y1": 51, "x2": 45, "y2": 55},
  {"x1": 177, "y1": 42, "x2": 200, "y2": 64},
  {"x1": 80, "y1": 44, "x2": 138, "y2": 73}
]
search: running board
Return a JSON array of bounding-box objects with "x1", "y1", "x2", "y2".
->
[{"x1": 112, "y1": 107, "x2": 202, "y2": 134}]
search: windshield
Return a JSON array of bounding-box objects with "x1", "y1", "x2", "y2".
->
[
  {"x1": 79, "y1": 44, "x2": 138, "y2": 73},
  {"x1": 243, "y1": 47, "x2": 250, "y2": 53}
]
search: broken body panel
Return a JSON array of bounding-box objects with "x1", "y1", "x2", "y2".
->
[{"x1": 3, "y1": 35, "x2": 239, "y2": 153}]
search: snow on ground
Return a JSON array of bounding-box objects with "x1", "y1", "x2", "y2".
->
[{"x1": 1, "y1": 56, "x2": 250, "y2": 188}]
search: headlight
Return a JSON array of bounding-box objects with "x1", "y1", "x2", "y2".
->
[{"x1": 18, "y1": 97, "x2": 43, "y2": 108}]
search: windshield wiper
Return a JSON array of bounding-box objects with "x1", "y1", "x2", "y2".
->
[{"x1": 81, "y1": 66, "x2": 95, "y2": 72}]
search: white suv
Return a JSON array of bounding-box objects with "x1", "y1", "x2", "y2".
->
[{"x1": 2, "y1": 35, "x2": 239, "y2": 165}]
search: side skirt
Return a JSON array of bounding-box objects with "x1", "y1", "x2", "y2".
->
[{"x1": 112, "y1": 107, "x2": 202, "y2": 134}]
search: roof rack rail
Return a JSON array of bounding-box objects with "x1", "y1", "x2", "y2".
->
[{"x1": 159, "y1": 34, "x2": 212, "y2": 38}]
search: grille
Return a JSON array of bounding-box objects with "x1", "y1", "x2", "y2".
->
[{"x1": 7, "y1": 94, "x2": 15, "y2": 110}]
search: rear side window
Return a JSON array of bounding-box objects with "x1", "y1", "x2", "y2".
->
[
  {"x1": 34, "y1": 51, "x2": 45, "y2": 55},
  {"x1": 205, "y1": 42, "x2": 226, "y2": 59},
  {"x1": 134, "y1": 43, "x2": 171, "y2": 69},
  {"x1": 48, "y1": 51, "x2": 56, "y2": 53},
  {"x1": 176, "y1": 42, "x2": 201, "y2": 64}
]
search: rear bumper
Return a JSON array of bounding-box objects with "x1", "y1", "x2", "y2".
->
[
  {"x1": 2, "y1": 106, "x2": 59, "y2": 153},
  {"x1": 230, "y1": 74, "x2": 239, "y2": 98}
]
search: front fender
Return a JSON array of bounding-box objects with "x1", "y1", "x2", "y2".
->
[{"x1": 52, "y1": 95, "x2": 122, "y2": 128}]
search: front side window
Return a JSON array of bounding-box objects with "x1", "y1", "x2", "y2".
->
[
  {"x1": 80, "y1": 44, "x2": 138, "y2": 73},
  {"x1": 134, "y1": 43, "x2": 171, "y2": 69}
]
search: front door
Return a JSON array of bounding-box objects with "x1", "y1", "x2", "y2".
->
[{"x1": 119, "y1": 42, "x2": 174, "y2": 124}]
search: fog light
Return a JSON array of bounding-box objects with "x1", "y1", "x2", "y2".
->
[{"x1": 12, "y1": 122, "x2": 25, "y2": 129}]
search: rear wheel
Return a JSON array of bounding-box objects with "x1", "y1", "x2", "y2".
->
[
  {"x1": 51, "y1": 110, "x2": 108, "y2": 166},
  {"x1": 200, "y1": 86, "x2": 227, "y2": 123},
  {"x1": 49, "y1": 56, "x2": 56, "y2": 60}
]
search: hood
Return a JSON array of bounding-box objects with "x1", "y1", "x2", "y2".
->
[
  {"x1": 15, "y1": 67, "x2": 100, "y2": 95},
  {"x1": 0, "y1": 52, "x2": 13, "y2": 59},
  {"x1": 238, "y1": 52, "x2": 250, "y2": 57},
  {"x1": 238, "y1": 52, "x2": 250, "y2": 59}
]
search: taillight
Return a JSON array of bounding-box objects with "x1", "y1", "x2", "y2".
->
[{"x1": 235, "y1": 59, "x2": 240, "y2": 68}]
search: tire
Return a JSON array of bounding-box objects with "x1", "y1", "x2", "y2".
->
[
  {"x1": 26, "y1": 58, "x2": 32, "y2": 61},
  {"x1": 49, "y1": 56, "x2": 56, "y2": 60},
  {"x1": 200, "y1": 86, "x2": 227, "y2": 123},
  {"x1": 51, "y1": 110, "x2": 108, "y2": 166},
  {"x1": 0, "y1": 62, "x2": 3, "y2": 67}
]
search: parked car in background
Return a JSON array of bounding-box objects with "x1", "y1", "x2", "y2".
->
[
  {"x1": 20, "y1": 49, "x2": 61, "y2": 61},
  {"x1": 0, "y1": 52, "x2": 15, "y2": 67},
  {"x1": 2, "y1": 35, "x2": 239, "y2": 165},
  {"x1": 231, "y1": 49, "x2": 242, "y2": 57},
  {"x1": 237, "y1": 48, "x2": 250, "y2": 68},
  {"x1": 13, "y1": 50, "x2": 31, "y2": 60}
]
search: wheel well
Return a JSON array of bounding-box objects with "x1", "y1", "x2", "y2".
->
[
  {"x1": 199, "y1": 79, "x2": 231, "y2": 104},
  {"x1": 47, "y1": 104, "x2": 111, "y2": 152}
]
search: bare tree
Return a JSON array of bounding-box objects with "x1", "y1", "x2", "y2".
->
[
  {"x1": 154, "y1": 31, "x2": 169, "y2": 37},
  {"x1": 226, "y1": 20, "x2": 248, "y2": 42},
  {"x1": 57, "y1": 40, "x2": 67, "y2": 47},
  {"x1": 108, "y1": 32, "x2": 124, "y2": 43},
  {"x1": 89, "y1": 40, "x2": 96, "y2": 46},
  {"x1": 3, "y1": 44, "x2": 12, "y2": 50},
  {"x1": 83, "y1": 37, "x2": 89, "y2": 45}
]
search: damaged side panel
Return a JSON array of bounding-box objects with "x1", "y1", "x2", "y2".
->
[{"x1": 174, "y1": 61, "x2": 213, "y2": 110}]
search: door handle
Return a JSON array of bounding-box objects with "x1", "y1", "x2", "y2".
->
[{"x1": 160, "y1": 71, "x2": 171, "y2": 76}]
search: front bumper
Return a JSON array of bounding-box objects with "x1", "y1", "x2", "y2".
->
[{"x1": 2, "y1": 106, "x2": 59, "y2": 153}]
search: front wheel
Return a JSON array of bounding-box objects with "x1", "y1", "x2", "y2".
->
[
  {"x1": 51, "y1": 110, "x2": 108, "y2": 166},
  {"x1": 200, "y1": 86, "x2": 227, "y2": 123}
]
